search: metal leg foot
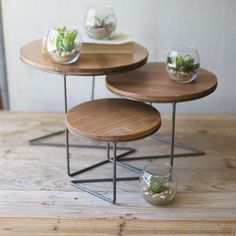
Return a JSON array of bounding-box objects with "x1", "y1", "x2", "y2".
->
[
  {"x1": 29, "y1": 129, "x2": 136, "y2": 163},
  {"x1": 71, "y1": 142, "x2": 140, "y2": 203}
]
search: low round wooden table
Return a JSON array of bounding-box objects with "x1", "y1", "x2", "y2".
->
[
  {"x1": 65, "y1": 98, "x2": 161, "y2": 203},
  {"x1": 20, "y1": 39, "x2": 148, "y2": 176},
  {"x1": 106, "y1": 62, "x2": 218, "y2": 166}
]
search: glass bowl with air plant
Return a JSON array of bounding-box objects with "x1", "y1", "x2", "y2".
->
[
  {"x1": 84, "y1": 5, "x2": 117, "y2": 39},
  {"x1": 46, "y1": 27, "x2": 81, "y2": 64},
  {"x1": 140, "y1": 163, "x2": 177, "y2": 206},
  {"x1": 166, "y1": 45, "x2": 200, "y2": 83}
]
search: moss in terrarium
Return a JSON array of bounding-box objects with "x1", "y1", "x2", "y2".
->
[
  {"x1": 167, "y1": 55, "x2": 200, "y2": 73},
  {"x1": 93, "y1": 16, "x2": 112, "y2": 28}
]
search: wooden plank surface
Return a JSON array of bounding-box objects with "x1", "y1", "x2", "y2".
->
[
  {"x1": 0, "y1": 218, "x2": 235, "y2": 236},
  {"x1": 0, "y1": 112, "x2": 236, "y2": 235}
]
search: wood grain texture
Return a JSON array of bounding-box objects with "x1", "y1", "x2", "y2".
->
[
  {"x1": 0, "y1": 112, "x2": 236, "y2": 234},
  {"x1": 106, "y1": 62, "x2": 218, "y2": 103},
  {"x1": 66, "y1": 98, "x2": 161, "y2": 141},
  {"x1": 0, "y1": 217, "x2": 235, "y2": 236},
  {"x1": 20, "y1": 39, "x2": 148, "y2": 76}
]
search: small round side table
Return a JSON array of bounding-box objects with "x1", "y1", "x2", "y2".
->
[
  {"x1": 106, "y1": 62, "x2": 218, "y2": 166},
  {"x1": 20, "y1": 39, "x2": 148, "y2": 176},
  {"x1": 66, "y1": 98, "x2": 161, "y2": 203}
]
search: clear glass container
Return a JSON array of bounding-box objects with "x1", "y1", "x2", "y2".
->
[
  {"x1": 84, "y1": 5, "x2": 117, "y2": 39},
  {"x1": 140, "y1": 163, "x2": 177, "y2": 206},
  {"x1": 166, "y1": 45, "x2": 200, "y2": 83},
  {"x1": 46, "y1": 27, "x2": 81, "y2": 64}
]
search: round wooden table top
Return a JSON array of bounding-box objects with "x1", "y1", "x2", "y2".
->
[
  {"x1": 20, "y1": 39, "x2": 148, "y2": 76},
  {"x1": 66, "y1": 98, "x2": 161, "y2": 142},
  {"x1": 106, "y1": 62, "x2": 218, "y2": 103}
]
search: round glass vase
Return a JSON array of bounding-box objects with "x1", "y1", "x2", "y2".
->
[
  {"x1": 84, "y1": 5, "x2": 117, "y2": 40},
  {"x1": 46, "y1": 27, "x2": 82, "y2": 64},
  {"x1": 140, "y1": 163, "x2": 177, "y2": 206},
  {"x1": 166, "y1": 45, "x2": 200, "y2": 83}
]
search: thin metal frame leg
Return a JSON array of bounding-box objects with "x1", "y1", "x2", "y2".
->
[
  {"x1": 71, "y1": 142, "x2": 141, "y2": 203},
  {"x1": 150, "y1": 102, "x2": 204, "y2": 156},
  {"x1": 112, "y1": 142, "x2": 117, "y2": 203},
  {"x1": 71, "y1": 142, "x2": 116, "y2": 203},
  {"x1": 170, "y1": 102, "x2": 176, "y2": 167},
  {"x1": 118, "y1": 102, "x2": 204, "y2": 162},
  {"x1": 66, "y1": 125, "x2": 109, "y2": 177},
  {"x1": 28, "y1": 130, "x2": 65, "y2": 145},
  {"x1": 91, "y1": 75, "x2": 95, "y2": 101},
  {"x1": 151, "y1": 135, "x2": 204, "y2": 154},
  {"x1": 29, "y1": 74, "x2": 135, "y2": 165}
]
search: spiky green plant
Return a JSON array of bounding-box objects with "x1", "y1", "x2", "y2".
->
[
  {"x1": 150, "y1": 176, "x2": 167, "y2": 193},
  {"x1": 55, "y1": 27, "x2": 78, "y2": 53},
  {"x1": 167, "y1": 55, "x2": 200, "y2": 73}
]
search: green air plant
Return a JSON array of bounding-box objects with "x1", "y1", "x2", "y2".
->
[
  {"x1": 55, "y1": 27, "x2": 78, "y2": 53},
  {"x1": 93, "y1": 15, "x2": 114, "y2": 28},
  {"x1": 94, "y1": 16, "x2": 107, "y2": 28},
  {"x1": 149, "y1": 176, "x2": 167, "y2": 193},
  {"x1": 167, "y1": 55, "x2": 200, "y2": 73}
]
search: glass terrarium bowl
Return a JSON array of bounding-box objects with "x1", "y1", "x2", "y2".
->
[
  {"x1": 140, "y1": 163, "x2": 177, "y2": 206},
  {"x1": 46, "y1": 27, "x2": 82, "y2": 64},
  {"x1": 166, "y1": 45, "x2": 200, "y2": 83},
  {"x1": 84, "y1": 5, "x2": 117, "y2": 40}
]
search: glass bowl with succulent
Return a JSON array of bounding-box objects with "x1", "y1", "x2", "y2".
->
[
  {"x1": 166, "y1": 45, "x2": 200, "y2": 83},
  {"x1": 84, "y1": 5, "x2": 117, "y2": 39},
  {"x1": 140, "y1": 163, "x2": 177, "y2": 206},
  {"x1": 46, "y1": 27, "x2": 81, "y2": 64}
]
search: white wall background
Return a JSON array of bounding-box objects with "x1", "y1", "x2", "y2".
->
[{"x1": 1, "y1": 0, "x2": 236, "y2": 113}]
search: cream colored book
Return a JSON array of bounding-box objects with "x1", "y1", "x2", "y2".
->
[{"x1": 81, "y1": 30, "x2": 134, "y2": 54}]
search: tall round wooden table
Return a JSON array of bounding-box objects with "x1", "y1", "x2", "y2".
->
[
  {"x1": 20, "y1": 39, "x2": 148, "y2": 176},
  {"x1": 106, "y1": 62, "x2": 218, "y2": 166}
]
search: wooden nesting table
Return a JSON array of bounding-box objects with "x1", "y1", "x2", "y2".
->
[
  {"x1": 20, "y1": 39, "x2": 148, "y2": 76},
  {"x1": 106, "y1": 62, "x2": 218, "y2": 166},
  {"x1": 66, "y1": 98, "x2": 161, "y2": 203},
  {"x1": 20, "y1": 39, "x2": 148, "y2": 176}
]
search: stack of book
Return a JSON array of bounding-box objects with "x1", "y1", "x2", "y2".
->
[{"x1": 81, "y1": 30, "x2": 134, "y2": 54}]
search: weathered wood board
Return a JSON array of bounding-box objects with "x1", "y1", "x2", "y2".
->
[{"x1": 0, "y1": 112, "x2": 235, "y2": 235}]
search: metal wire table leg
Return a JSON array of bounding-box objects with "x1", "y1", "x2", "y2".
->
[
  {"x1": 151, "y1": 135, "x2": 204, "y2": 154},
  {"x1": 29, "y1": 74, "x2": 135, "y2": 168},
  {"x1": 170, "y1": 102, "x2": 176, "y2": 167},
  {"x1": 66, "y1": 126, "x2": 109, "y2": 177},
  {"x1": 117, "y1": 102, "x2": 204, "y2": 165},
  {"x1": 71, "y1": 142, "x2": 140, "y2": 204},
  {"x1": 29, "y1": 128, "x2": 135, "y2": 158},
  {"x1": 91, "y1": 75, "x2": 95, "y2": 101}
]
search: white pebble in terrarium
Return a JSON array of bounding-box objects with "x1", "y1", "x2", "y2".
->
[
  {"x1": 84, "y1": 6, "x2": 117, "y2": 40},
  {"x1": 166, "y1": 45, "x2": 200, "y2": 83},
  {"x1": 140, "y1": 163, "x2": 177, "y2": 206}
]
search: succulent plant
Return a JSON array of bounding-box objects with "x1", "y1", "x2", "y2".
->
[
  {"x1": 149, "y1": 176, "x2": 167, "y2": 193},
  {"x1": 167, "y1": 55, "x2": 200, "y2": 73},
  {"x1": 55, "y1": 27, "x2": 78, "y2": 53}
]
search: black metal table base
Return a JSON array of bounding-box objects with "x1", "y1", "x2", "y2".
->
[
  {"x1": 27, "y1": 75, "x2": 205, "y2": 203},
  {"x1": 69, "y1": 141, "x2": 142, "y2": 204},
  {"x1": 118, "y1": 133, "x2": 204, "y2": 162},
  {"x1": 29, "y1": 129, "x2": 135, "y2": 177},
  {"x1": 28, "y1": 129, "x2": 203, "y2": 158}
]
